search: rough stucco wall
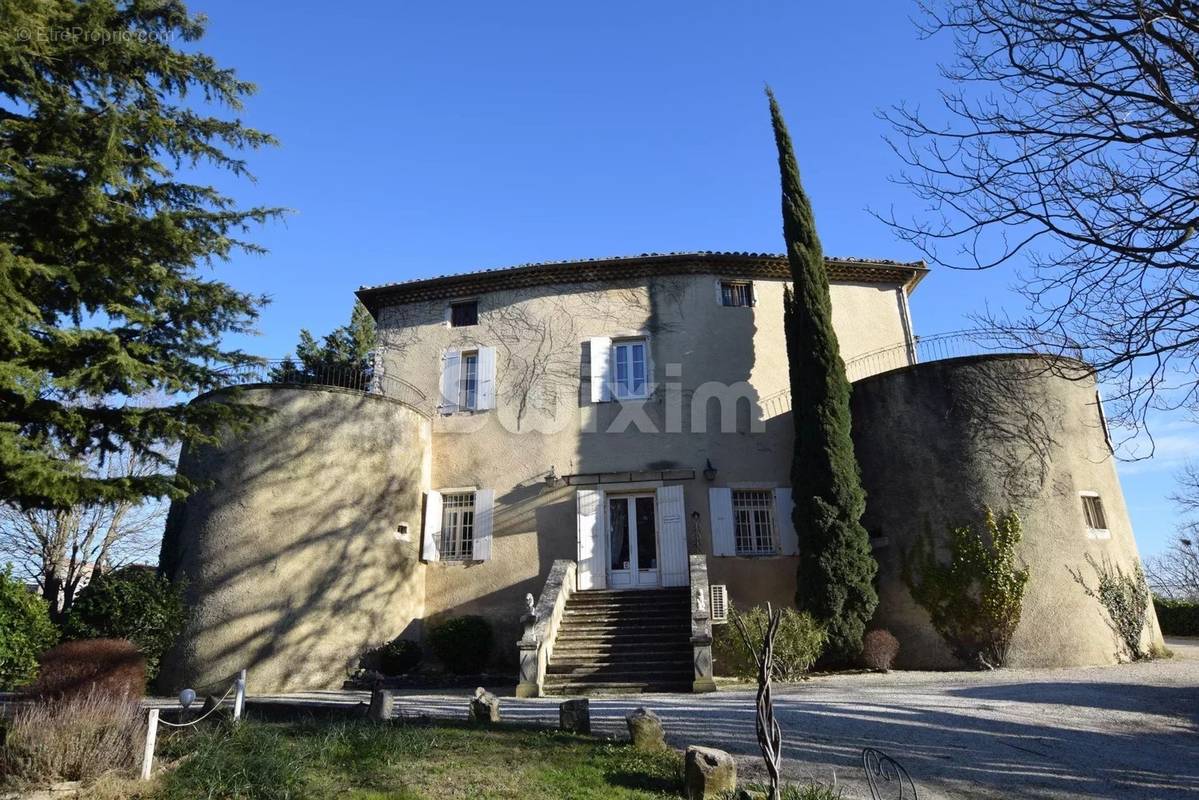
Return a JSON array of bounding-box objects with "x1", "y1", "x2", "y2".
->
[
  {"x1": 158, "y1": 386, "x2": 431, "y2": 693},
  {"x1": 850, "y1": 355, "x2": 1163, "y2": 669},
  {"x1": 376, "y1": 274, "x2": 912, "y2": 658}
]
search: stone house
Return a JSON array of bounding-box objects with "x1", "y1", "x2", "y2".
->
[{"x1": 159, "y1": 252, "x2": 1162, "y2": 694}]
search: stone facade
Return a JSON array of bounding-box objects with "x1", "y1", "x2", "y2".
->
[{"x1": 157, "y1": 253, "x2": 1159, "y2": 691}]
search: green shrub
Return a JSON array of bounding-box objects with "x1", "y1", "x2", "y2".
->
[
  {"x1": 427, "y1": 616, "x2": 493, "y2": 674},
  {"x1": 713, "y1": 604, "x2": 826, "y2": 681},
  {"x1": 1154, "y1": 597, "x2": 1199, "y2": 636},
  {"x1": 28, "y1": 639, "x2": 146, "y2": 701},
  {"x1": 904, "y1": 507, "x2": 1029, "y2": 668},
  {"x1": 374, "y1": 637, "x2": 422, "y2": 676},
  {"x1": 0, "y1": 565, "x2": 58, "y2": 690},
  {"x1": 1070, "y1": 554, "x2": 1151, "y2": 659},
  {"x1": 62, "y1": 565, "x2": 186, "y2": 681}
]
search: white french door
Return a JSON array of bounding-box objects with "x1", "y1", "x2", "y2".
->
[{"x1": 606, "y1": 494, "x2": 660, "y2": 589}]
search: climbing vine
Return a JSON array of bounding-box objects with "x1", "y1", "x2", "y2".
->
[
  {"x1": 1069, "y1": 554, "x2": 1151, "y2": 660},
  {"x1": 904, "y1": 507, "x2": 1030, "y2": 668}
]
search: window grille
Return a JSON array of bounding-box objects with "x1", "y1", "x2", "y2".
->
[
  {"x1": 733, "y1": 490, "x2": 777, "y2": 555},
  {"x1": 720, "y1": 281, "x2": 754, "y2": 307},
  {"x1": 440, "y1": 492, "x2": 476, "y2": 560}
]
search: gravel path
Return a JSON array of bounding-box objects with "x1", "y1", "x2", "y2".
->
[{"x1": 244, "y1": 637, "x2": 1199, "y2": 800}]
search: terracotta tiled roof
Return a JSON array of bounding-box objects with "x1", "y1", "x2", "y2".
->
[{"x1": 356, "y1": 251, "x2": 928, "y2": 315}]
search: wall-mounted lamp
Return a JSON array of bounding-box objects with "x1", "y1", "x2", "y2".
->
[
  {"x1": 703, "y1": 458, "x2": 718, "y2": 481},
  {"x1": 544, "y1": 466, "x2": 561, "y2": 489}
]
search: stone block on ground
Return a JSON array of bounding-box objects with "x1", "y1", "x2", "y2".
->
[
  {"x1": 469, "y1": 686, "x2": 500, "y2": 723},
  {"x1": 684, "y1": 745, "x2": 737, "y2": 799},
  {"x1": 367, "y1": 688, "x2": 394, "y2": 722},
  {"x1": 559, "y1": 698, "x2": 590, "y2": 734},
  {"x1": 625, "y1": 707, "x2": 666, "y2": 751}
]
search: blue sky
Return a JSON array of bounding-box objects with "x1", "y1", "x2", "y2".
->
[{"x1": 186, "y1": 0, "x2": 1192, "y2": 557}]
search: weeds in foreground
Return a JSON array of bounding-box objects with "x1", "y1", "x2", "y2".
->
[
  {"x1": 0, "y1": 690, "x2": 144, "y2": 787},
  {"x1": 725, "y1": 780, "x2": 844, "y2": 800}
]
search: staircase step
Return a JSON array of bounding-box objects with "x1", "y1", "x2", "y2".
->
[{"x1": 542, "y1": 680, "x2": 692, "y2": 695}]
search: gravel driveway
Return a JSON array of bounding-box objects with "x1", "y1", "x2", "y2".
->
[{"x1": 251, "y1": 637, "x2": 1199, "y2": 799}]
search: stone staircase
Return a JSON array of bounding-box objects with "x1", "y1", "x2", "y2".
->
[{"x1": 543, "y1": 588, "x2": 693, "y2": 695}]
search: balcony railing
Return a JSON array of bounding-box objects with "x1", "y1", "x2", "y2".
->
[
  {"x1": 844, "y1": 330, "x2": 1083, "y2": 383},
  {"x1": 212, "y1": 360, "x2": 429, "y2": 413}
]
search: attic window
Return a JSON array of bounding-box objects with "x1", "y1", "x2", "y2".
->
[
  {"x1": 719, "y1": 281, "x2": 754, "y2": 307},
  {"x1": 450, "y1": 300, "x2": 478, "y2": 327}
]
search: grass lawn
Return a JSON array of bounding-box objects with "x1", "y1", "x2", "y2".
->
[{"x1": 153, "y1": 719, "x2": 685, "y2": 800}]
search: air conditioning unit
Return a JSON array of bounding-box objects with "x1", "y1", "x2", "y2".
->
[{"x1": 709, "y1": 584, "x2": 729, "y2": 624}]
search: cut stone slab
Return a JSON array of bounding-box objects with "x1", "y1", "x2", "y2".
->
[
  {"x1": 367, "y1": 688, "x2": 394, "y2": 722},
  {"x1": 626, "y1": 706, "x2": 666, "y2": 751},
  {"x1": 684, "y1": 745, "x2": 737, "y2": 799},
  {"x1": 559, "y1": 698, "x2": 590, "y2": 734},
  {"x1": 469, "y1": 686, "x2": 500, "y2": 723}
]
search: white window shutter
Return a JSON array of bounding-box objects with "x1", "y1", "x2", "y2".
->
[
  {"x1": 422, "y1": 491, "x2": 443, "y2": 561},
  {"x1": 439, "y1": 350, "x2": 460, "y2": 414},
  {"x1": 472, "y1": 489, "x2": 494, "y2": 560},
  {"x1": 715, "y1": 280, "x2": 725, "y2": 305},
  {"x1": 775, "y1": 488, "x2": 798, "y2": 555},
  {"x1": 709, "y1": 488, "x2": 735, "y2": 556},
  {"x1": 750, "y1": 281, "x2": 759, "y2": 306},
  {"x1": 656, "y1": 485, "x2": 688, "y2": 587},
  {"x1": 576, "y1": 489, "x2": 606, "y2": 589},
  {"x1": 477, "y1": 347, "x2": 497, "y2": 410},
  {"x1": 589, "y1": 337, "x2": 612, "y2": 403}
]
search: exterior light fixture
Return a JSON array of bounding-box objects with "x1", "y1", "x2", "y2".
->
[
  {"x1": 545, "y1": 466, "x2": 560, "y2": 489},
  {"x1": 703, "y1": 459, "x2": 717, "y2": 481},
  {"x1": 179, "y1": 688, "x2": 196, "y2": 710}
]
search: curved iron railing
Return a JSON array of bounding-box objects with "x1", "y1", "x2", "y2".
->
[
  {"x1": 844, "y1": 329, "x2": 1083, "y2": 383},
  {"x1": 213, "y1": 360, "x2": 429, "y2": 413}
]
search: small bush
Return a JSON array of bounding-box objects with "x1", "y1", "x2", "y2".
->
[
  {"x1": 713, "y1": 604, "x2": 826, "y2": 681},
  {"x1": 1070, "y1": 554, "x2": 1151, "y2": 660},
  {"x1": 63, "y1": 565, "x2": 187, "y2": 680},
  {"x1": 1154, "y1": 597, "x2": 1199, "y2": 636},
  {"x1": 0, "y1": 565, "x2": 58, "y2": 690},
  {"x1": 428, "y1": 616, "x2": 493, "y2": 674},
  {"x1": 374, "y1": 637, "x2": 421, "y2": 676},
  {"x1": 0, "y1": 689, "x2": 145, "y2": 786},
  {"x1": 904, "y1": 507, "x2": 1029, "y2": 668},
  {"x1": 28, "y1": 639, "x2": 146, "y2": 701},
  {"x1": 861, "y1": 629, "x2": 900, "y2": 672}
]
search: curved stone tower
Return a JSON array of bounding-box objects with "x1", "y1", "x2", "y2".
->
[
  {"x1": 158, "y1": 385, "x2": 431, "y2": 693},
  {"x1": 850, "y1": 354, "x2": 1163, "y2": 669}
]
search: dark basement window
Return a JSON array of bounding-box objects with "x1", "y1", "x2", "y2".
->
[{"x1": 450, "y1": 300, "x2": 478, "y2": 327}]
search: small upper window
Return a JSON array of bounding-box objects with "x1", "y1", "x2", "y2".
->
[
  {"x1": 1081, "y1": 493, "x2": 1109, "y2": 534},
  {"x1": 450, "y1": 300, "x2": 478, "y2": 327},
  {"x1": 720, "y1": 281, "x2": 754, "y2": 307}
]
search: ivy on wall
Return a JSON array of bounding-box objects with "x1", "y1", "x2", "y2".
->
[
  {"x1": 904, "y1": 508, "x2": 1030, "y2": 669},
  {"x1": 1070, "y1": 554, "x2": 1151, "y2": 660}
]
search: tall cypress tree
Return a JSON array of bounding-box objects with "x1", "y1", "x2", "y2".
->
[
  {"x1": 0, "y1": 0, "x2": 280, "y2": 509},
  {"x1": 768, "y1": 88, "x2": 878, "y2": 659}
]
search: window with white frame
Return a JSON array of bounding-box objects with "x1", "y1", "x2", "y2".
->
[
  {"x1": 459, "y1": 351, "x2": 479, "y2": 410},
  {"x1": 732, "y1": 490, "x2": 777, "y2": 555},
  {"x1": 720, "y1": 281, "x2": 754, "y2": 307},
  {"x1": 440, "y1": 492, "x2": 476, "y2": 561},
  {"x1": 1081, "y1": 492, "x2": 1109, "y2": 535},
  {"x1": 612, "y1": 338, "x2": 648, "y2": 400}
]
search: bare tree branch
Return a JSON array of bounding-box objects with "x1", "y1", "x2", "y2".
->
[{"x1": 879, "y1": 0, "x2": 1199, "y2": 442}]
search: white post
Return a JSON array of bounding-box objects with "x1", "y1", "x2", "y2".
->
[
  {"x1": 141, "y1": 708, "x2": 159, "y2": 781},
  {"x1": 233, "y1": 668, "x2": 246, "y2": 722}
]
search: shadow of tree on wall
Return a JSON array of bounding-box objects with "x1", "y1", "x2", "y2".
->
[{"x1": 158, "y1": 386, "x2": 428, "y2": 694}]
